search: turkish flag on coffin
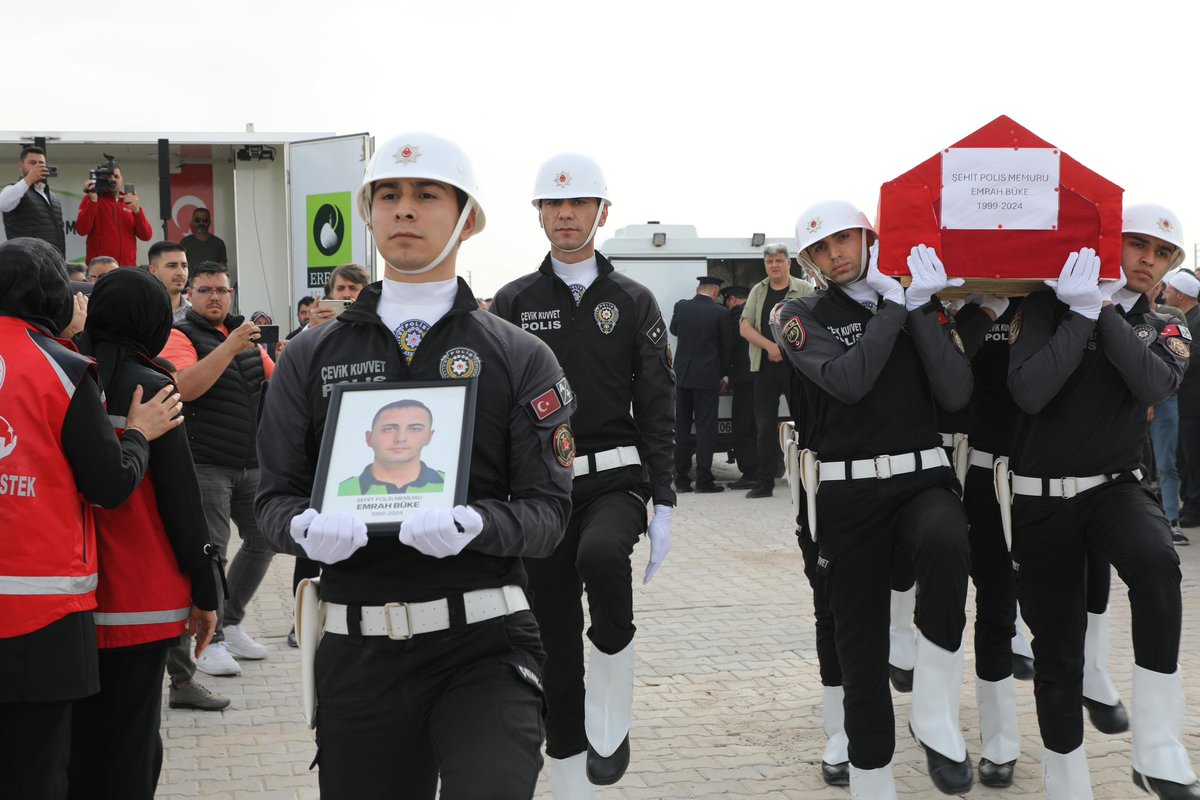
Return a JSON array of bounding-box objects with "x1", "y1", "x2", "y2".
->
[{"x1": 877, "y1": 115, "x2": 1123, "y2": 287}]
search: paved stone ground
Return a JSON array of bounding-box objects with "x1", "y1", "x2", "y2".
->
[{"x1": 158, "y1": 462, "x2": 1200, "y2": 798}]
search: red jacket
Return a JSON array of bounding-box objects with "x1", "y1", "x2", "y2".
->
[
  {"x1": 0, "y1": 317, "x2": 99, "y2": 638},
  {"x1": 75, "y1": 194, "x2": 153, "y2": 266}
]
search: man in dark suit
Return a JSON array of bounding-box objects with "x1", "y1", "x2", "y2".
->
[
  {"x1": 671, "y1": 276, "x2": 732, "y2": 493},
  {"x1": 722, "y1": 285, "x2": 758, "y2": 489}
]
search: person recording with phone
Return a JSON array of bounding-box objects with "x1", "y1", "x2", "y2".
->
[
  {"x1": 1, "y1": 146, "x2": 67, "y2": 257},
  {"x1": 75, "y1": 155, "x2": 152, "y2": 267},
  {"x1": 307, "y1": 263, "x2": 368, "y2": 329}
]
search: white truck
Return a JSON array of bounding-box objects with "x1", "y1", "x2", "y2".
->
[
  {"x1": 599, "y1": 222, "x2": 800, "y2": 450},
  {"x1": 0, "y1": 130, "x2": 375, "y2": 328}
]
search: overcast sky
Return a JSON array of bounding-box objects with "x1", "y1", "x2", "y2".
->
[{"x1": 16, "y1": 0, "x2": 1199, "y2": 294}]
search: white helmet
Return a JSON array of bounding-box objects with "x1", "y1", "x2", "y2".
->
[
  {"x1": 357, "y1": 132, "x2": 485, "y2": 275},
  {"x1": 794, "y1": 200, "x2": 877, "y2": 281},
  {"x1": 1123, "y1": 203, "x2": 1186, "y2": 269},
  {"x1": 532, "y1": 153, "x2": 610, "y2": 255}
]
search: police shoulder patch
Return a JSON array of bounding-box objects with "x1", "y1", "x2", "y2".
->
[
  {"x1": 1166, "y1": 337, "x2": 1191, "y2": 359},
  {"x1": 552, "y1": 423, "x2": 575, "y2": 468},
  {"x1": 1133, "y1": 324, "x2": 1158, "y2": 347},
  {"x1": 642, "y1": 314, "x2": 666, "y2": 344},
  {"x1": 438, "y1": 347, "x2": 482, "y2": 379},
  {"x1": 1008, "y1": 311, "x2": 1022, "y2": 346},
  {"x1": 781, "y1": 316, "x2": 806, "y2": 351}
]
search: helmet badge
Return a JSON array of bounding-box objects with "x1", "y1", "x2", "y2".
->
[
  {"x1": 554, "y1": 171, "x2": 572, "y2": 188},
  {"x1": 1158, "y1": 217, "x2": 1174, "y2": 234},
  {"x1": 394, "y1": 145, "x2": 421, "y2": 165},
  {"x1": 806, "y1": 218, "x2": 822, "y2": 234}
]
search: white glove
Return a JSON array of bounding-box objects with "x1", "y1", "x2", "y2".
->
[
  {"x1": 1045, "y1": 248, "x2": 1103, "y2": 320},
  {"x1": 905, "y1": 244, "x2": 964, "y2": 310},
  {"x1": 865, "y1": 241, "x2": 905, "y2": 307},
  {"x1": 398, "y1": 505, "x2": 484, "y2": 559},
  {"x1": 643, "y1": 504, "x2": 672, "y2": 585},
  {"x1": 290, "y1": 508, "x2": 368, "y2": 564},
  {"x1": 980, "y1": 294, "x2": 1010, "y2": 320},
  {"x1": 1098, "y1": 269, "x2": 1128, "y2": 307}
]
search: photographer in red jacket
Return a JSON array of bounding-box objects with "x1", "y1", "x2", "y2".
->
[{"x1": 75, "y1": 158, "x2": 152, "y2": 266}]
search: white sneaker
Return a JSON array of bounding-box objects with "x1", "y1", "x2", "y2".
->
[
  {"x1": 223, "y1": 624, "x2": 269, "y2": 660},
  {"x1": 195, "y1": 642, "x2": 241, "y2": 676}
]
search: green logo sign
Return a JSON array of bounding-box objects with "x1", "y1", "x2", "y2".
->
[{"x1": 306, "y1": 192, "x2": 352, "y2": 269}]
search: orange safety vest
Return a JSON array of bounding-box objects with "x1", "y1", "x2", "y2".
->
[{"x1": 0, "y1": 317, "x2": 99, "y2": 638}]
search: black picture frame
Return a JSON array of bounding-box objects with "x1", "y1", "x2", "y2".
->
[{"x1": 310, "y1": 380, "x2": 477, "y2": 534}]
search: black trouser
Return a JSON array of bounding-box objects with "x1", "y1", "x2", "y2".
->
[
  {"x1": 68, "y1": 647, "x2": 168, "y2": 800},
  {"x1": 525, "y1": 489, "x2": 646, "y2": 759},
  {"x1": 752, "y1": 364, "x2": 797, "y2": 489},
  {"x1": 1179, "y1": 418, "x2": 1200, "y2": 520},
  {"x1": 730, "y1": 380, "x2": 758, "y2": 478},
  {"x1": 1012, "y1": 476, "x2": 1181, "y2": 754},
  {"x1": 293, "y1": 556, "x2": 321, "y2": 595},
  {"x1": 675, "y1": 387, "x2": 720, "y2": 486},
  {"x1": 314, "y1": 611, "x2": 545, "y2": 799},
  {"x1": 0, "y1": 699, "x2": 72, "y2": 799},
  {"x1": 818, "y1": 470, "x2": 970, "y2": 770},
  {"x1": 963, "y1": 466, "x2": 1020, "y2": 681},
  {"x1": 797, "y1": 525, "x2": 842, "y2": 687}
]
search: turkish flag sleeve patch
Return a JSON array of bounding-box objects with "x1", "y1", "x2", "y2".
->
[{"x1": 531, "y1": 388, "x2": 562, "y2": 420}]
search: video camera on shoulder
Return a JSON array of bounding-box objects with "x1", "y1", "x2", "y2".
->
[{"x1": 87, "y1": 155, "x2": 119, "y2": 195}]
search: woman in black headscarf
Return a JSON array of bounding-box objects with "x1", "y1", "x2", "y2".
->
[
  {"x1": 69, "y1": 267, "x2": 220, "y2": 800},
  {"x1": 0, "y1": 238, "x2": 183, "y2": 800}
]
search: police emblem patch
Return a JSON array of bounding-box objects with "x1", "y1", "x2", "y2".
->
[
  {"x1": 1133, "y1": 324, "x2": 1158, "y2": 346},
  {"x1": 552, "y1": 423, "x2": 575, "y2": 468},
  {"x1": 438, "y1": 347, "x2": 482, "y2": 379},
  {"x1": 782, "y1": 317, "x2": 806, "y2": 351},
  {"x1": 1008, "y1": 311, "x2": 1022, "y2": 345},
  {"x1": 569, "y1": 283, "x2": 586, "y2": 305},
  {"x1": 594, "y1": 302, "x2": 619, "y2": 335},
  {"x1": 554, "y1": 171, "x2": 571, "y2": 188},
  {"x1": 394, "y1": 319, "x2": 430, "y2": 365},
  {"x1": 1166, "y1": 337, "x2": 1190, "y2": 359},
  {"x1": 951, "y1": 330, "x2": 965, "y2": 353},
  {"x1": 394, "y1": 144, "x2": 421, "y2": 164}
]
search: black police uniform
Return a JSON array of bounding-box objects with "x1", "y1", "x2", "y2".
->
[
  {"x1": 670, "y1": 288, "x2": 731, "y2": 490},
  {"x1": 771, "y1": 284, "x2": 973, "y2": 772},
  {"x1": 256, "y1": 279, "x2": 575, "y2": 800},
  {"x1": 491, "y1": 252, "x2": 675, "y2": 761},
  {"x1": 1007, "y1": 291, "x2": 1188, "y2": 757}
]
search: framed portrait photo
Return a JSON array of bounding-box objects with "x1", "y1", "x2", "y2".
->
[{"x1": 311, "y1": 380, "x2": 478, "y2": 533}]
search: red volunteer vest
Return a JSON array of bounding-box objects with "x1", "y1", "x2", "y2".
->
[
  {"x1": 92, "y1": 454, "x2": 191, "y2": 648},
  {"x1": 0, "y1": 317, "x2": 98, "y2": 638}
]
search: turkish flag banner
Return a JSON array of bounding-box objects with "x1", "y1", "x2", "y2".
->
[{"x1": 877, "y1": 115, "x2": 1123, "y2": 294}]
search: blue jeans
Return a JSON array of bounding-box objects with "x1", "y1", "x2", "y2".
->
[{"x1": 1151, "y1": 396, "x2": 1181, "y2": 523}]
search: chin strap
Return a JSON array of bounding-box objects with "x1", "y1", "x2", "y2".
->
[
  {"x1": 386, "y1": 199, "x2": 476, "y2": 276},
  {"x1": 552, "y1": 202, "x2": 607, "y2": 255}
]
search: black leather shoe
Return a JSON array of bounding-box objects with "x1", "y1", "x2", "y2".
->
[
  {"x1": 728, "y1": 477, "x2": 757, "y2": 490},
  {"x1": 1012, "y1": 653, "x2": 1035, "y2": 681},
  {"x1": 919, "y1": 741, "x2": 974, "y2": 794},
  {"x1": 821, "y1": 760, "x2": 850, "y2": 787},
  {"x1": 1083, "y1": 696, "x2": 1129, "y2": 734},
  {"x1": 978, "y1": 757, "x2": 1016, "y2": 788},
  {"x1": 586, "y1": 735, "x2": 629, "y2": 786},
  {"x1": 889, "y1": 664, "x2": 914, "y2": 693},
  {"x1": 695, "y1": 484, "x2": 725, "y2": 493},
  {"x1": 674, "y1": 482, "x2": 694, "y2": 494},
  {"x1": 1133, "y1": 769, "x2": 1200, "y2": 798},
  {"x1": 745, "y1": 486, "x2": 773, "y2": 499}
]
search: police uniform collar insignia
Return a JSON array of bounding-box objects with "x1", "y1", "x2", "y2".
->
[
  {"x1": 439, "y1": 347, "x2": 482, "y2": 379},
  {"x1": 570, "y1": 283, "x2": 586, "y2": 306},
  {"x1": 594, "y1": 302, "x2": 619, "y2": 335},
  {"x1": 1133, "y1": 324, "x2": 1158, "y2": 346},
  {"x1": 394, "y1": 319, "x2": 430, "y2": 364},
  {"x1": 394, "y1": 145, "x2": 421, "y2": 164}
]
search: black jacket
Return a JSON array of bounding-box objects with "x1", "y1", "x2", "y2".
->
[
  {"x1": 1176, "y1": 306, "x2": 1200, "y2": 419},
  {"x1": 175, "y1": 310, "x2": 265, "y2": 469},
  {"x1": 491, "y1": 253, "x2": 676, "y2": 507},
  {"x1": 1008, "y1": 292, "x2": 1186, "y2": 476},
  {"x1": 255, "y1": 278, "x2": 575, "y2": 605},
  {"x1": 2, "y1": 182, "x2": 66, "y2": 257},
  {"x1": 670, "y1": 294, "x2": 731, "y2": 390}
]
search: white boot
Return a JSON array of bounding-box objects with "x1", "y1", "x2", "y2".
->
[
  {"x1": 1131, "y1": 664, "x2": 1199, "y2": 785},
  {"x1": 1082, "y1": 609, "x2": 1120, "y2": 705},
  {"x1": 1042, "y1": 745, "x2": 1094, "y2": 800},
  {"x1": 585, "y1": 640, "x2": 634, "y2": 785},
  {"x1": 889, "y1": 586, "x2": 917, "y2": 671},
  {"x1": 850, "y1": 762, "x2": 898, "y2": 800},
  {"x1": 911, "y1": 631, "x2": 967, "y2": 762},
  {"x1": 1012, "y1": 605, "x2": 1034, "y2": 660},
  {"x1": 977, "y1": 676, "x2": 1020, "y2": 764},
  {"x1": 548, "y1": 753, "x2": 595, "y2": 800},
  {"x1": 821, "y1": 685, "x2": 849, "y2": 766}
]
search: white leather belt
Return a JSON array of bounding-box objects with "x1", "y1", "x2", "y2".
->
[
  {"x1": 1010, "y1": 469, "x2": 1142, "y2": 499},
  {"x1": 968, "y1": 449, "x2": 995, "y2": 470},
  {"x1": 940, "y1": 432, "x2": 954, "y2": 448},
  {"x1": 573, "y1": 445, "x2": 640, "y2": 478},
  {"x1": 819, "y1": 447, "x2": 949, "y2": 482},
  {"x1": 323, "y1": 585, "x2": 528, "y2": 639}
]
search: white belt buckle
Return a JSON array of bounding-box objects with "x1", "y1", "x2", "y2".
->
[
  {"x1": 384, "y1": 602, "x2": 414, "y2": 640},
  {"x1": 875, "y1": 454, "x2": 893, "y2": 480},
  {"x1": 1059, "y1": 477, "x2": 1080, "y2": 499}
]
